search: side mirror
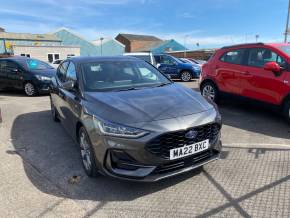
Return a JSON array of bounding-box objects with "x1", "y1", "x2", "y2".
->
[
  {"x1": 62, "y1": 80, "x2": 76, "y2": 91},
  {"x1": 264, "y1": 62, "x2": 281, "y2": 73}
]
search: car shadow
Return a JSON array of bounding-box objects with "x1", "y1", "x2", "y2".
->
[
  {"x1": 218, "y1": 98, "x2": 290, "y2": 140},
  {"x1": 0, "y1": 89, "x2": 48, "y2": 97},
  {"x1": 9, "y1": 110, "x2": 202, "y2": 202}
]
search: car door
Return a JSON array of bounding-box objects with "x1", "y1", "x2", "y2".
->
[
  {"x1": 217, "y1": 48, "x2": 247, "y2": 95},
  {"x1": 157, "y1": 55, "x2": 178, "y2": 76},
  {"x1": 0, "y1": 60, "x2": 8, "y2": 89},
  {"x1": 5, "y1": 60, "x2": 24, "y2": 89},
  {"x1": 241, "y1": 47, "x2": 288, "y2": 105},
  {"x1": 60, "y1": 61, "x2": 81, "y2": 137}
]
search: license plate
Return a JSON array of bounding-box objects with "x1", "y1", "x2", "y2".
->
[{"x1": 169, "y1": 139, "x2": 209, "y2": 160}]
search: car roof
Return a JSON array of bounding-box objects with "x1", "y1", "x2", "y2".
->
[
  {"x1": 221, "y1": 43, "x2": 290, "y2": 50},
  {"x1": 68, "y1": 56, "x2": 141, "y2": 64},
  {"x1": 124, "y1": 52, "x2": 152, "y2": 55},
  {"x1": 0, "y1": 56, "x2": 30, "y2": 61}
]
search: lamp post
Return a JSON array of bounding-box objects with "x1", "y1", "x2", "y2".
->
[
  {"x1": 184, "y1": 35, "x2": 189, "y2": 58},
  {"x1": 285, "y1": 0, "x2": 290, "y2": 43},
  {"x1": 100, "y1": 37, "x2": 104, "y2": 56},
  {"x1": 255, "y1": 34, "x2": 259, "y2": 42}
]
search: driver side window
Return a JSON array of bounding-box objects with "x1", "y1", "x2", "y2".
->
[
  {"x1": 248, "y1": 48, "x2": 286, "y2": 68},
  {"x1": 161, "y1": 56, "x2": 175, "y2": 65}
]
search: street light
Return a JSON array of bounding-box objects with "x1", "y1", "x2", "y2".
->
[
  {"x1": 100, "y1": 37, "x2": 104, "y2": 56},
  {"x1": 255, "y1": 34, "x2": 259, "y2": 42},
  {"x1": 285, "y1": 0, "x2": 290, "y2": 43}
]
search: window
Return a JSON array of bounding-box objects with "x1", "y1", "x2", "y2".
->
[
  {"x1": 247, "y1": 48, "x2": 286, "y2": 68},
  {"x1": 67, "y1": 54, "x2": 75, "y2": 58},
  {"x1": 57, "y1": 61, "x2": 69, "y2": 83},
  {"x1": 20, "y1": 54, "x2": 30, "y2": 58},
  {"x1": 220, "y1": 49, "x2": 245, "y2": 65},
  {"x1": 161, "y1": 55, "x2": 176, "y2": 65},
  {"x1": 48, "y1": 53, "x2": 60, "y2": 63},
  {"x1": 0, "y1": 60, "x2": 7, "y2": 71},
  {"x1": 6, "y1": 61, "x2": 20, "y2": 72},
  {"x1": 66, "y1": 62, "x2": 77, "y2": 81}
]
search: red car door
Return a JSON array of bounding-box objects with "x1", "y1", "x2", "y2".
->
[
  {"x1": 216, "y1": 49, "x2": 247, "y2": 95},
  {"x1": 240, "y1": 47, "x2": 288, "y2": 105}
]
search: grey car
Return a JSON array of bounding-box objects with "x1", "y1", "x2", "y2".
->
[{"x1": 50, "y1": 56, "x2": 222, "y2": 182}]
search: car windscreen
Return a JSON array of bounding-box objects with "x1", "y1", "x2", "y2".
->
[
  {"x1": 81, "y1": 60, "x2": 171, "y2": 92},
  {"x1": 27, "y1": 59, "x2": 54, "y2": 70},
  {"x1": 279, "y1": 46, "x2": 290, "y2": 56}
]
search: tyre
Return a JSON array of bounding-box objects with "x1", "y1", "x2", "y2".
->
[
  {"x1": 50, "y1": 96, "x2": 60, "y2": 122},
  {"x1": 180, "y1": 71, "x2": 192, "y2": 82},
  {"x1": 78, "y1": 126, "x2": 99, "y2": 177},
  {"x1": 283, "y1": 99, "x2": 290, "y2": 124},
  {"x1": 24, "y1": 82, "x2": 37, "y2": 96},
  {"x1": 201, "y1": 81, "x2": 219, "y2": 102}
]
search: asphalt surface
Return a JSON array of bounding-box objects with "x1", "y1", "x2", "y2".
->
[{"x1": 0, "y1": 81, "x2": 290, "y2": 218}]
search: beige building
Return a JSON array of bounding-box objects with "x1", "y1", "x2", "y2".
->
[{"x1": 13, "y1": 45, "x2": 80, "y2": 63}]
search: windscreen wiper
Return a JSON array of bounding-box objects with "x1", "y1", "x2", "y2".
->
[{"x1": 115, "y1": 87, "x2": 140, "y2": 92}]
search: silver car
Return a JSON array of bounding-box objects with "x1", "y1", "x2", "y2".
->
[{"x1": 50, "y1": 56, "x2": 222, "y2": 182}]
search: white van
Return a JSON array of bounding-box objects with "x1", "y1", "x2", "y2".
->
[{"x1": 123, "y1": 52, "x2": 157, "y2": 67}]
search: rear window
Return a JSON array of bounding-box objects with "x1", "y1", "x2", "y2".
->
[
  {"x1": 220, "y1": 49, "x2": 245, "y2": 65},
  {"x1": 132, "y1": 55, "x2": 151, "y2": 63}
]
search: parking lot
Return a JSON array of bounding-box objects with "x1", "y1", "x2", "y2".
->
[{"x1": 0, "y1": 81, "x2": 290, "y2": 218}]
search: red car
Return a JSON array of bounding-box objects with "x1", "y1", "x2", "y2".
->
[{"x1": 200, "y1": 43, "x2": 290, "y2": 122}]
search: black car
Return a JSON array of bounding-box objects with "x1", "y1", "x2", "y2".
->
[
  {"x1": 0, "y1": 57, "x2": 56, "y2": 96},
  {"x1": 50, "y1": 56, "x2": 222, "y2": 182}
]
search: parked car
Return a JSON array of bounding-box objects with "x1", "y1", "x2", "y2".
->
[
  {"x1": 51, "y1": 59, "x2": 63, "y2": 68},
  {"x1": 154, "y1": 54, "x2": 201, "y2": 81},
  {"x1": 200, "y1": 42, "x2": 290, "y2": 123},
  {"x1": 123, "y1": 52, "x2": 156, "y2": 66},
  {"x1": 0, "y1": 57, "x2": 56, "y2": 96},
  {"x1": 50, "y1": 56, "x2": 222, "y2": 181},
  {"x1": 180, "y1": 58, "x2": 206, "y2": 67}
]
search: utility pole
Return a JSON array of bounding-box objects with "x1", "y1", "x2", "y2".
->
[
  {"x1": 100, "y1": 37, "x2": 104, "y2": 56},
  {"x1": 285, "y1": 0, "x2": 290, "y2": 43}
]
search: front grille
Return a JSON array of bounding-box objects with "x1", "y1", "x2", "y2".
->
[
  {"x1": 154, "y1": 150, "x2": 217, "y2": 174},
  {"x1": 146, "y1": 123, "x2": 221, "y2": 159}
]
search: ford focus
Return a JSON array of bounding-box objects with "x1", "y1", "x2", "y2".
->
[{"x1": 50, "y1": 56, "x2": 222, "y2": 181}]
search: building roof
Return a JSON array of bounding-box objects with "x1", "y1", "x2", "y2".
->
[
  {"x1": 117, "y1": 33, "x2": 162, "y2": 41},
  {"x1": 134, "y1": 40, "x2": 166, "y2": 52},
  {"x1": 92, "y1": 37, "x2": 125, "y2": 47},
  {"x1": 0, "y1": 32, "x2": 61, "y2": 42}
]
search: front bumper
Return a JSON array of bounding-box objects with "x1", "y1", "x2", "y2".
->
[
  {"x1": 34, "y1": 80, "x2": 52, "y2": 94},
  {"x1": 103, "y1": 140, "x2": 221, "y2": 182},
  {"x1": 87, "y1": 117, "x2": 222, "y2": 182}
]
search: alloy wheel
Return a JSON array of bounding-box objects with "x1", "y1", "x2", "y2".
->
[
  {"x1": 79, "y1": 130, "x2": 92, "y2": 172},
  {"x1": 181, "y1": 71, "x2": 191, "y2": 82},
  {"x1": 202, "y1": 84, "x2": 216, "y2": 101},
  {"x1": 24, "y1": 83, "x2": 35, "y2": 96}
]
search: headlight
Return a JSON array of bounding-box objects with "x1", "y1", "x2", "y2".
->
[
  {"x1": 35, "y1": 75, "x2": 51, "y2": 81},
  {"x1": 192, "y1": 66, "x2": 200, "y2": 71},
  {"x1": 93, "y1": 117, "x2": 149, "y2": 138}
]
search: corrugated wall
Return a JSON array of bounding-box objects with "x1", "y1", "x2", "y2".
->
[{"x1": 54, "y1": 29, "x2": 124, "y2": 56}]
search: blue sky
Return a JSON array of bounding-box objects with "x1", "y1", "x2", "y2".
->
[{"x1": 0, "y1": 0, "x2": 288, "y2": 48}]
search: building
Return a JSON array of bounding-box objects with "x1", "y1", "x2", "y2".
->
[
  {"x1": 167, "y1": 49, "x2": 216, "y2": 60},
  {"x1": 53, "y1": 28, "x2": 125, "y2": 56},
  {"x1": 115, "y1": 33, "x2": 187, "y2": 53},
  {"x1": 0, "y1": 30, "x2": 80, "y2": 63}
]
